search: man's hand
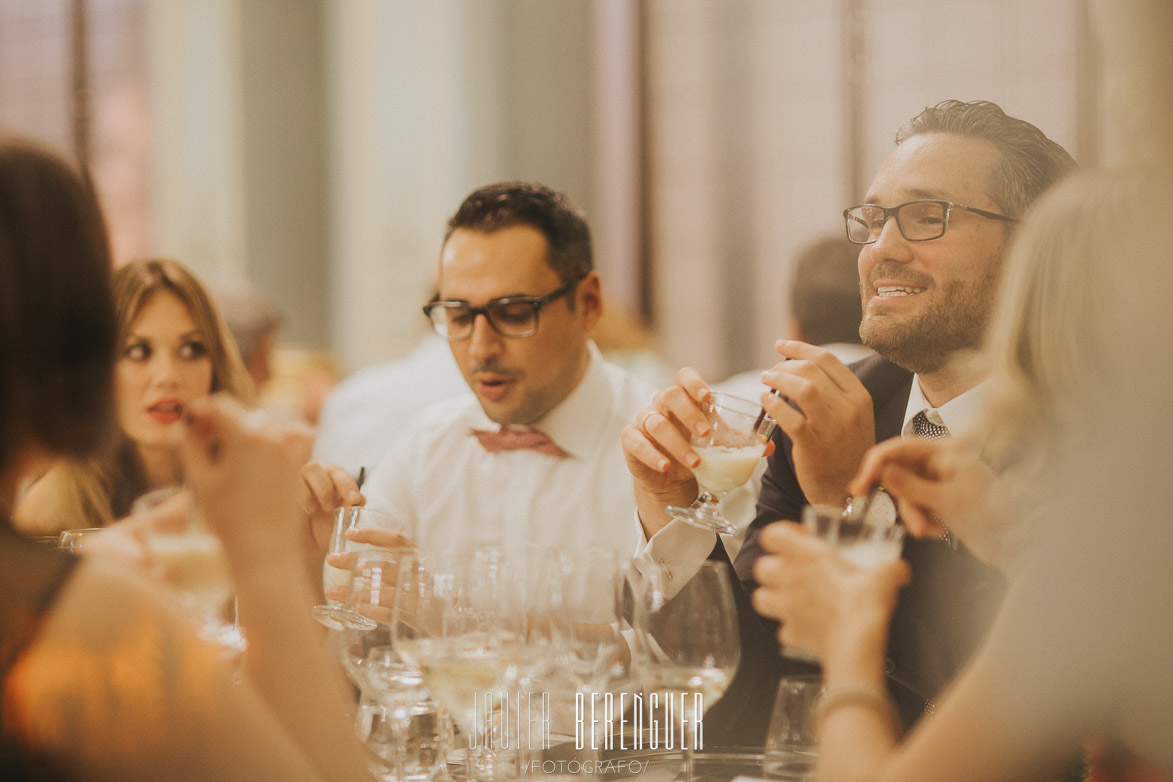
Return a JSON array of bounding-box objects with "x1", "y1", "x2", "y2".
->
[
  {"x1": 760, "y1": 340, "x2": 875, "y2": 507},
  {"x1": 621, "y1": 368, "x2": 712, "y2": 538},
  {"x1": 298, "y1": 461, "x2": 364, "y2": 557},
  {"x1": 851, "y1": 437, "x2": 1010, "y2": 566}
]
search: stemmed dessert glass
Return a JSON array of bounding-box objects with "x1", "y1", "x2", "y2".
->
[
  {"x1": 629, "y1": 561, "x2": 740, "y2": 782},
  {"x1": 666, "y1": 391, "x2": 777, "y2": 535}
]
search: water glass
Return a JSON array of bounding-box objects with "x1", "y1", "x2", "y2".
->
[
  {"x1": 763, "y1": 675, "x2": 822, "y2": 780},
  {"x1": 780, "y1": 504, "x2": 906, "y2": 662},
  {"x1": 314, "y1": 505, "x2": 403, "y2": 629}
]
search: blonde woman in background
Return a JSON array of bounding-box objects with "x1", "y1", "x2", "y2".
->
[
  {"x1": 752, "y1": 167, "x2": 1173, "y2": 781},
  {"x1": 15, "y1": 258, "x2": 253, "y2": 533}
]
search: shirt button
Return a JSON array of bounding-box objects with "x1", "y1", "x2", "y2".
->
[{"x1": 884, "y1": 658, "x2": 896, "y2": 674}]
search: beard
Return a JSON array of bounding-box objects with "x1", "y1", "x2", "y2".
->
[{"x1": 859, "y1": 263, "x2": 1001, "y2": 375}]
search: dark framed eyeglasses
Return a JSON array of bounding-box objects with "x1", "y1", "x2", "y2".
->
[
  {"x1": 843, "y1": 199, "x2": 1017, "y2": 245},
  {"x1": 422, "y1": 273, "x2": 586, "y2": 340}
]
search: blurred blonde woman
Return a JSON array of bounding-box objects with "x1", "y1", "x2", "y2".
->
[
  {"x1": 752, "y1": 168, "x2": 1173, "y2": 781},
  {"x1": 15, "y1": 258, "x2": 253, "y2": 533}
]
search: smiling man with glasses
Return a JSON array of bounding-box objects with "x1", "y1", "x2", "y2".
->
[
  {"x1": 301, "y1": 182, "x2": 654, "y2": 560},
  {"x1": 624, "y1": 100, "x2": 1077, "y2": 747}
]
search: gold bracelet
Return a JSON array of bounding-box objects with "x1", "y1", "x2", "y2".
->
[{"x1": 815, "y1": 683, "x2": 902, "y2": 735}]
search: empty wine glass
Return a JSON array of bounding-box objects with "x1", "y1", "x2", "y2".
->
[
  {"x1": 314, "y1": 505, "x2": 408, "y2": 630},
  {"x1": 552, "y1": 548, "x2": 625, "y2": 697},
  {"x1": 360, "y1": 646, "x2": 453, "y2": 782},
  {"x1": 392, "y1": 547, "x2": 525, "y2": 782},
  {"x1": 666, "y1": 391, "x2": 777, "y2": 535},
  {"x1": 630, "y1": 560, "x2": 740, "y2": 782}
]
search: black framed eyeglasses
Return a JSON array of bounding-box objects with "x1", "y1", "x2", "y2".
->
[
  {"x1": 843, "y1": 199, "x2": 1017, "y2": 245},
  {"x1": 423, "y1": 274, "x2": 586, "y2": 340}
]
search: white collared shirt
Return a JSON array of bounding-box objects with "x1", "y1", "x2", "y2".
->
[
  {"x1": 901, "y1": 376, "x2": 987, "y2": 439},
  {"x1": 362, "y1": 342, "x2": 653, "y2": 560}
]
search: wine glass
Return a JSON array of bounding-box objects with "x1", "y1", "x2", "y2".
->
[
  {"x1": 138, "y1": 487, "x2": 244, "y2": 654},
  {"x1": 314, "y1": 505, "x2": 408, "y2": 630},
  {"x1": 330, "y1": 548, "x2": 452, "y2": 782},
  {"x1": 552, "y1": 548, "x2": 626, "y2": 698},
  {"x1": 629, "y1": 560, "x2": 740, "y2": 782},
  {"x1": 58, "y1": 527, "x2": 106, "y2": 553},
  {"x1": 359, "y1": 646, "x2": 453, "y2": 782},
  {"x1": 392, "y1": 547, "x2": 526, "y2": 782},
  {"x1": 535, "y1": 548, "x2": 633, "y2": 762},
  {"x1": 666, "y1": 391, "x2": 777, "y2": 535},
  {"x1": 330, "y1": 547, "x2": 413, "y2": 694}
]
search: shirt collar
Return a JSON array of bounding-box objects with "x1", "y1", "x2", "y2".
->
[
  {"x1": 534, "y1": 342, "x2": 610, "y2": 459},
  {"x1": 901, "y1": 376, "x2": 987, "y2": 438}
]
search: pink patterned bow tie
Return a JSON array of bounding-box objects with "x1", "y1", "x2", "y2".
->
[{"x1": 469, "y1": 426, "x2": 567, "y2": 458}]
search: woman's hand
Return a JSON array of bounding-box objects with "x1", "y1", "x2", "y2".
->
[
  {"x1": 751, "y1": 522, "x2": 909, "y2": 668},
  {"x1": 182, "y1": 395, "x2": 311, "y2": 569},
  {"x1": 850, "y1": 437, "x2": 1014, "y2": 565}
]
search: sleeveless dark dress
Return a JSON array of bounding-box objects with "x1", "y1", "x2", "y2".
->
[{"x1": 0, "y1": 524, "x2": 78, "y2": 780}]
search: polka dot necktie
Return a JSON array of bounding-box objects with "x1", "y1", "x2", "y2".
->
[
  {"x1": 910, "y1": 410, "x2": 955, "y2": 547},
  {"x1": 911, "y1": 410, "x2": 950, "y2": 440}
]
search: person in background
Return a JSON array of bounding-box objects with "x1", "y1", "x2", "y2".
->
[
  {"x1": 312, "y1": 328, "x2": 468, "y2": 478},
  {"x1": 0, "y1": 133, "x2": 368, "y2": 781},
  {"x1": 717, "y1": 234, "x2": 873, "y2": 402},
  {"x1": 752, "y1": 166, "x2": 1173, "y2": 782},
  {"x1": 15, "y1": 258, "x2": 253, "y2": 534},
  {"x1": 299, "y1": 181, "x2": 653, "y2": 560},
  {"x1": 623, "y1": 100, "x2": 1076, "y2": 746},
  {"x1": 215, "y1": 283, "x2": 283, "y2": 392}
]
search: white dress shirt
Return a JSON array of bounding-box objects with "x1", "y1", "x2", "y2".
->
[
  {"x1": 901, "y1": 376, "x2": 987, "y2": 438},
  {"x1": 362, "y1": 343, "x2": 654, "y2": 560}
]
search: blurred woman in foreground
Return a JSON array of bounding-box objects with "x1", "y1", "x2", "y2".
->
[
  {"x1": 15, "y1": 257, "x2": 252, "y2": 534},
  {"x1": 0, "y1": 136, "x2": 368, "y2": 779},
  {"x1": 752, "y1": 167, "x2": 1173, "y2": 781}
]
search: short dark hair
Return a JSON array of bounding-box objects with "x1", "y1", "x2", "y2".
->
[
  {"x1": 896, "y1": 100, "x2": 1077, "y2": 218},
  {"x1": 0, "y1": 135, "x2": 117, "y2": 475},
  {"x1": 443, "y1": 181, "x2": 593, "y2": 282},
  {"x1": 789, "y1": 236, "x2": 864, "y2": 347}
]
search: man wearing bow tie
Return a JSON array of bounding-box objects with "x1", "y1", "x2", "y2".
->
[{"x1": 299, "y1": 182, "x2": 652, "y2": 558}]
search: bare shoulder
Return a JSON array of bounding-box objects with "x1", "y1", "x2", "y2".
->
[{"x1": 13, "y1": 465, "x2": 88, "y2": 535}]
